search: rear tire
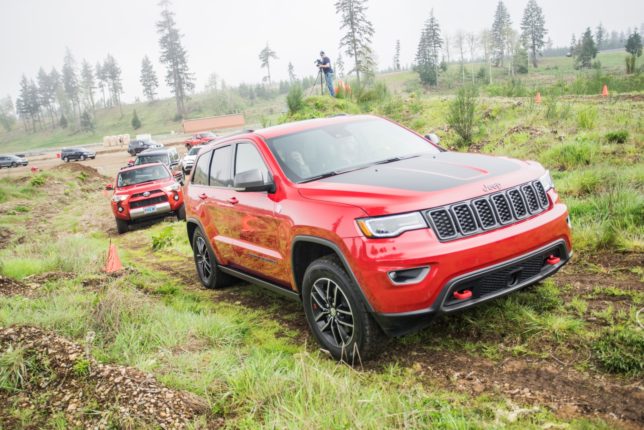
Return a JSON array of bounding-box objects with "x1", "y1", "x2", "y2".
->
[
  {"x1": 302, "y1": 255, "x2": 387, "y2": 363},
  {"x1": 80, "y1": 155, "x2": 86, "y2": 161},
  {"x1": 63, "y1": 157, "x2": 69, "y2": 163},
  {"x1": 115, "y1": 218, "x2": 129, "y2": 234},
  {"x1": 11, "y1": 162, "x2": 17, "y2": 168},
  {"x1": 192, "y1": 228, "x2": 234, "y2": 289}
]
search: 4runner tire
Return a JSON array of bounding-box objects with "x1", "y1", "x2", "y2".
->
[
  {"x1": 115, "y1": 218, "x2": 129, "y2": 234},
  {"x1": 176, "y1": 204, "x2": 186, "y2": 221},
  {"x1": 302, "y1": 255, "x2": 386, "y2": 362},
  {"x1": 192, "y1": 228, "x2": 234, "y2": 289}
]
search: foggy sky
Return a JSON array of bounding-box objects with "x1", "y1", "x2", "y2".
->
[{"x1": 1, "y1": 0, "x2": 642, "y2": 103}]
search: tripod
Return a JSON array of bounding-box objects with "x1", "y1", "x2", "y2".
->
[{"x1": 308, "y1": 67, "x2": 326, "y2": 96}]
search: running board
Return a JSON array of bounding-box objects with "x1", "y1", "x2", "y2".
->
[{"x1": 218, "y1": 266, "x2": 301, "y2": 302}]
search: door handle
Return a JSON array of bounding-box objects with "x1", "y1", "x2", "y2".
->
[
  {"x1": 199, "y1": 193, "x2": 207, "y2": 200},
  {"x1": 227, "y1": 197, "x2": 239, "y2": 205}
]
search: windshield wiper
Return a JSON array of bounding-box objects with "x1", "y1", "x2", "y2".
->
[
  {"x1": 373, "y1": 154, "x2": 421, "y2": 165},
  {"x1": 299, "y1": 165, "x2": 371, "y2": 183}
]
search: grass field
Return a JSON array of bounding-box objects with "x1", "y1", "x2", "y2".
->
[{"x1": 0, "y1": 50, "x2": 642, "y2": 428}]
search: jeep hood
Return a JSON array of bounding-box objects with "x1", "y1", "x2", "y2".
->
[{"x1": 297, "y1": 152, "x2": 544, "y2": 216}]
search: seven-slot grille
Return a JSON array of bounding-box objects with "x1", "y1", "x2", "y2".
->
[{"x1": 426, "y1": 181, "x2": 550, "y2": 241}]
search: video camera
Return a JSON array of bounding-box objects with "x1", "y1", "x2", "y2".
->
[{"x1": 314, "y1": 59, "x2": 322, "y2": 67}]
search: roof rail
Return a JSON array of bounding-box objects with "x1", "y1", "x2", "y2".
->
[{"x1": 329, "y1": 113, "x2": 348, "y2": 117}]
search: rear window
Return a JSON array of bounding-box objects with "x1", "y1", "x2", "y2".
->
[
  {"x1": 117, "y1": 165, "x2": 170, "y2": 187},
  {"x1": 136, "y1": 154, "x2": 169, "y2": 165}
]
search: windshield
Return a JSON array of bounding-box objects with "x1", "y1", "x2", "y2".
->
[
  {"x1": 117, "y1": 165, "x2": 170, "y2": 187},
  {"x1": 265, "y1": 117, "x2": 440, "y2": 183},
  {"x1": 188, "y1": 146, "x2": 202, "y2": 156},
  {"x1": 135, "y1": 154, "x2": 169, "y2": 165}
]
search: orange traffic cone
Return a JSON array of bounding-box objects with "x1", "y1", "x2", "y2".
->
[
  {"x1": 601, "y1": 84, "x2": 608, "y2": 97},
  {"x1": 104, "y1": 242, "x2": 123, "y2": 273},
  {"x1": 535, "y1": 92, "x2": 542, "y2": 104}
]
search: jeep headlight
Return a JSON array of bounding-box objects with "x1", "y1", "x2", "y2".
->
[
  {"x1": 112, "y1": 195, "x2": 127, "y2": 202},
  {"x1": 163, "y1": 183, "x2": 181, "y2": 192},
  {"x1": 539, "y1": 170, "x2": 554, "y2": 191},
  {"x1": 357, "y1": 212, "x2": 427, "y2": 238}
]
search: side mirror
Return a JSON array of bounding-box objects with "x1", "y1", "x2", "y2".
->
[
  {"x1": 234, "y1": 169, "x2": 274, "y2": 193},
  {"x1": 105, "y1": 184, "x2": 114, "y2": 191},
  {"x1": 425, "y1": 133, "x2": 441, "y2": 145}
]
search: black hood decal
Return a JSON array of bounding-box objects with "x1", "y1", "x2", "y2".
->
[{"x1": 319, "y1": 152, "x2": 522, "y2": 192}]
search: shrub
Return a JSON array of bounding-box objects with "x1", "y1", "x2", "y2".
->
[
  {"x1": 447, "y1": 86, "x2": 478, "y2": 146},
  {"x1": 286, "y1": 84, "x2": 304, "y2": 114},
  {"x1": 577, "y1": 107, "x2": 598, "y2": 129},
  {"x1": 30, "y1": 174, "x2": 46, "y2": 187},
  {"x1": 131, "y1": 110, "x2": 141, "y2": 130},
  {"x1": 604, "y1": 130, "x2": 629, "y2": 144},
  {"x1": 593, "y1": 326, "x2": 644, "y2": 375},
  {"x1": 152, "y1": 225, "x2": 174, "y2": 251},
  {"x1": 541, "y1": 140, "x2": 597, "y2": 170}
]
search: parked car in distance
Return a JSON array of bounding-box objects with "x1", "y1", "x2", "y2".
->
[
  {"x1": 107, "y1": 163, "x2": 185, "y2": 234},
  {"x1": 0, "y1": 154, "x2": 28, "y2": 168},
  {"x1": 128, "y1": 139, "x2": 163, "y2": 156},
  {"x1": 134, "y1": 147, "x2": 183, "y2": 183},
  {"x1": 184, "y1": 114, "x2": 572, "y2": 361},
  {"x1": 180, "y1": 145, "x2": 203, "y2": 175},
  {"x1": 60, "y1": 147, "x2": 96, "y2": 162},
  {"x1": 184, "y1": 132, "x2": 216, "y2": 149}
]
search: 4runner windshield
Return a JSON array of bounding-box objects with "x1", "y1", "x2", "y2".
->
[
  {"x1": 135, "y1": 154, "x2": 169, "y2": 165},
  {"x1": 117, "y1": 165, "x2": 170, "y2": 187},
  {"x1": 265, "y1": 117, "x2": 440, "y2": 183}
]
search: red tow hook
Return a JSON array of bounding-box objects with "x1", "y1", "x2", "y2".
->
[
  {"x1": 453, "y1": 289, "x2": 473, "y2": 300},
  {"x1": 546, "y1": 255, "x2": 561, "y2": 265}
]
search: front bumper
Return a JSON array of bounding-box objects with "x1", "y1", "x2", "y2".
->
[{"x1": 372, "y1": 239, "x2": 571, "y2": 336}]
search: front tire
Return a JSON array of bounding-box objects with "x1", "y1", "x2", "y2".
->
[
  {"x1": 11, "y1": 162, "x2": 17, "y2": 168},
  {"x1": 63, "y1": 157, "x2": 69, "y2": 163},
  {"x1": 192, "y1": 228, "x2": 233, "y2": 289},
  {"x1": 302, "y1": 255, "x2": 386, "y2": 362},
  {"x1": 80, "y1": 155, "x2": 86, "y2": 161},
  {"x1": 176, "y1": 204, "x2": 186, "y2": 221},
  {"x1": 115, "y1": 218, "x2": 129, "y2": 234}
]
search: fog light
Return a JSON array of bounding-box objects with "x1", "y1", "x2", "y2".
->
[
  {"x1": 387, "y1": 266, "x2": 430, "y2": 285},
  {"x1": 117, "y1": 206, "x2": 124, "y2": 213},
  {"x1": 173, "y1": 194, "x2": 179, "y2": 201}
]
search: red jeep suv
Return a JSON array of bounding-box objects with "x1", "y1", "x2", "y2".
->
[
  {"x1": 108, "y1": 163, "x2": 185, "y2": 234},
  {"x1": 184, "y1": 115, "x2": 572, "y2": 360}
]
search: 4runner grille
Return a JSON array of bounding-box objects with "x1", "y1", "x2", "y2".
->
[
  {"x1": 425, "y1": 181, "x2": 551, "y2": 241},
  {"x1": 130, "y1": 195, "x2": 168, "y2": 209}
]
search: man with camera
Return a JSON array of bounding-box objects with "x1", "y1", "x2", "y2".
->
[{"x1": 316, "y1": 51, "x2": 335, "y2": 97}]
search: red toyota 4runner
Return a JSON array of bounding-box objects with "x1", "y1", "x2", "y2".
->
[
  {"x1": 108, "y1": 163, "x2": 185, "y2": 234},
  {"x1": 184, "y1": 115, "x2": 572, "y2": 360}
]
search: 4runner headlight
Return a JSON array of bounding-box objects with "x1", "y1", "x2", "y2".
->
[
  {"x1": 163, "y1": 183, "x2": 181, "y2": 192},
  {"x1": 357, "y1": 212, "x2": 427, "y2": 238},
  {"x1": 539, "y1": 170, "x2": 554, "y2": 191},
  {"x1": 112, "y1": 195, "x2": 127, "y2": 202}
]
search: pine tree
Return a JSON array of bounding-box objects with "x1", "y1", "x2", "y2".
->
[
  {"x1": 335, "y1": 0, "x2": 375, "y2": 87},
  {"x1": 62, "y1": 48, "x2": 80, "y2": 121},
  {"x1": 415, "y1": 10, "x2": 442, "y2": 86},
  {"x1": 17, "y1": 75, "x2": 40, "y2": 132},
  {"x1": 575, "y1": 28, "x2": 598, "y2": 69},
  {"x1": 595, "y1": 23, "x2": 606, "y2": 50},
  {"x1": 157, "y1": 0, "x2": 194, "y2": 117},
  {"x1": 80, "y1": 110, "x2": 94, "y2": 132},
  {"x1": 37, "y1": 67, "x2": 56, "y2": 127},
  {"x1": 140, "y1": 55, "x2": 160, "y2": 101},
  {"x1": 287, "y1": 62, "x2": 296, "y2": 82},
  {"x1": 80, "y1": 60, "x2": 96, "y2": 111},
  {"x1": 520, "y1": 0, "x2": 547, "y2": 68},
  {"x1": 0, "y1": 96, "x2": 16, "y2": 132},
  {"x1": 95, "y1": 61, "x2": 107, "y2": 107},
  {"x1": 103, "y1": 54, "x2": 123, "y2": 114},
  {"x1": 625, "y1": 31, "x2": 642, "y2": 74},
  {"x1": 491, "y1": 1, "x2": 512, "y2": 67},
  {"x1": 131, "y1": 109, "x2": 142, "y2": 129},
  {"x1": 393, "y1": 39, "x2": 401, "y2": 70},
  {"x1": 258, "y1": 43, "x2": 278, "y2": 86}
]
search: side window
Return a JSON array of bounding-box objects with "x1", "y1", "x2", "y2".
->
[
  {"x1": 192, "y1": 151, "x2": 212, "y2": 185},
  {"x1": 209, "y1": 146, "x2": 232, "y2": 187},
  {"x1": 235, "y1": 143, "x2": 269, "y2": 182}
]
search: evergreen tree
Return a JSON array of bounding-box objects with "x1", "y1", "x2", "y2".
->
[
  {"x1": 140, "y1": 55, "x2": 160, "y2": 101},
  {"x1": 37, "y1": 67, "x2": 56, "y2": 127},
  {"x1": 595, "y1": 23, "x2": 606, "y2": 50},
  {"x1": 625, "y1": 31, "x2": 642, "y2": 74},
  {"x1": 80, "y1": 110, "x2": 94, "y2": 132},
  {"x1": 59, "y1": 113, "x2": 68, "y2": 129},
  {"x1": 393, "y1": 39, "x2": 401, "y2": 70},
  {"x1": 287, "y1": 62, "x2": 296, "y2": 82},
  {"x1": 0, "y1": 96, "x2": 16, "y2": 132},
  {"x1": 103, "y1": 54, "x2": 123, "y2": 114},
  {"x1": 62, "y1": 48, "x2": 80, "y2": 120},
  {"x1": 131, "y1": 109, "x2": 142, "y2": 129},
  {"x1": 336, "y1": 52, "x2": 345, "y2": 78},
  {"x1": 157, "y1": 0, "x2": 194, "y2": 117},
  {"x1": 520, "y1": 0, "x2": 547, "y2": 68},
  {"x1": 335, "y1": 0, "x2": 375, "y2": 87},
  {"x1": 491, "y1": 1, "x2": 512, "y2": 67},
  {"x1": 575, "y1": 28, "x2": 598, "y2": 69},
  {"x1": 415, "y1": 10, "x2": 442, "y2": 86},
  {"x1": 95, "y1": 61, "x2": 107, "y2": 107},
  {"x1": 17, "y1": 76, "x2": 40, "y2": 132},
  {"x1": 258, "y1": 43, "x2": 278, "y2": 86},
  {"x1": 80, "y1": 60, "x2": 96, "y2": 111}
]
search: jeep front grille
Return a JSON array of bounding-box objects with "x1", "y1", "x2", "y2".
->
[{"x1": 425, "y1": 181, "x2": 551, "y2": 241}]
